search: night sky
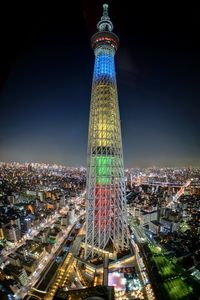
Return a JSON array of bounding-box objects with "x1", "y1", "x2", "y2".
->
[{"x1": 0, "y1": 1, "x2": 200, "y2": 167}]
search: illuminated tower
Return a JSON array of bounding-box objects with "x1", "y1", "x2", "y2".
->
[{"x1": 84, "y1": 4, "x2": 129, "y2": 259}]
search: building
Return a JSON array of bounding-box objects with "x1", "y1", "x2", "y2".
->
[
  {"x1": 68, "y1": 209, "x2": 76, "y2": 225},
  {"x1": 149, "y1": 220, "x2": 160, "y2": 235},
  {"x1": 8, "y1": 253, "x2": 21, "y2": 267},
  {"x1": 23, "y1": 216, "x2": 32, "y2": 233},
  {"x1": 3, "y1": 264, "x2": 29, "y2": 286},
  {"x1": 0, "y1": 227, "x2": 4, "y2": 239},
  {"x1": 47, "y1": 227, "x2": 61, "y2": 244},
  {"x1": 3, "y1": 224, "x2": 21, "y2": 242},
  {"x1": 58, "y1": 196, "x2": 66, "y2": 208},
  {"x1": 22, "y1": 257, "x2": 37, "y2": 273},
  {"x1": 10, "y1": 216, "x2": 21, "y2": 230},
  {"x1": 7, "y1": 195, "x2": 16, "y2": 206},
  {"x1": 159, "y1": 218, "x2": 180, "y2": 234},
  {"x1": 84, "y1": 4, "x2": 129, "y2": 259},
  {"x1": 61, "y1": 215, "x2": 68, "y2": 227},
  {"x1": 31, "y1": 245, "x2": 47, "y2": 260},
  {"x1": 140, "y1": 210, "x2": 158, "y2": 225},
  {"x1": 54, "y1": 285, "x2": 114, "y2": 300},
  {"x1": 38, "y1": 191, "x2": 44, "y2": 202}
]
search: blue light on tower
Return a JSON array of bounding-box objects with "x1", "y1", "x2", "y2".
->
[{"x1": 94, "y1": 52, "x2": 115, "y2": 80}]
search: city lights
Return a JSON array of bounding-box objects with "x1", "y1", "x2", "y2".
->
[{"x1": 0, "y1": 2, "x2": 199, "y2": 300}]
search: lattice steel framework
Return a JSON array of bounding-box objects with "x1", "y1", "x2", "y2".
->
[{"x1": 84, "y1": 4, "x2": 129, "y2": 259}]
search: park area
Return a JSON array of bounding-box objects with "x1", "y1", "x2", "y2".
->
[
  {"x1": 162, "y1": 278, "x2": 193, "y2": 299},
  {"x1": 148, "y1": 244, "x2": 194, "y2": 299},
  {"x1": 153, "y1": 254, "x2": 180, "y2": 278}
]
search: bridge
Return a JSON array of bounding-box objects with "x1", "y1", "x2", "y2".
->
[
  {"x1": 167, "y1": 179, "x2": 191, "y2": 209},
  {"x1": 172, "y1": 179, "x2": 191, "y2": 202}
]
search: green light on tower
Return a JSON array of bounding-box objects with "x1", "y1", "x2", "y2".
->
[{"x1": 96, "y1": 156, "x2": 112, "y2": 184}]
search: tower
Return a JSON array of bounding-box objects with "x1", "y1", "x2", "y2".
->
[{"x1": 84, "y1": 4, "x2": 129, "y2": 259}]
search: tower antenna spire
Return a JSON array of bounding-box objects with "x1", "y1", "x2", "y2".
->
[
  {"x1": 103, "y1": 3, "x2": 109, "y2": 17},
  {"x1": 97, "y1": 3, "x2": 113, "y2": 32}
]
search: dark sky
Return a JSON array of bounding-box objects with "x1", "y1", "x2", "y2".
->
[{"x1": 0, "y1": 0, "x2": 200, "y2": 167}]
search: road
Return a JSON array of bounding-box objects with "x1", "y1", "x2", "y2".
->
[
  {"x1": 16, "y1": 225, "x2": 72, "y2": 299},
  {"x1": 16, "y1": 191, "x2": 86, "y2": 299},
  {"x1": 23, "y1": 220, "x2": 84, "y2": 300},
  {"x1": 43, "y1": 218, "x2": 85, "y2": 300},
  {"x1": 130, "y1": 237, "x2": 155, "y2": 300},
  {"x1": 1, "y1": 211, "x2": 62, "y2": 262}
]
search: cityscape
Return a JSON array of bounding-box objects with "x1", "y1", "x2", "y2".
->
[
  {"x1": 0, "y1": 2, "x2": 200, "y2": 300},
  {"x1": 0, "y1": 163, "x2": 199, "y2": 299}
]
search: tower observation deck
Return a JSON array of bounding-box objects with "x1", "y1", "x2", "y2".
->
[{"x1": 84, "y1": 4, "x2": 129, "y2": 260}]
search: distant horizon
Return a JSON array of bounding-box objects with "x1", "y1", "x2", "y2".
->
[{"x1": 1, "y1": 160, "x2": 200, "y2": 170}]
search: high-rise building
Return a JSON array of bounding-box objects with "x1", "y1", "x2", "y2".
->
[
  {"x1": 84, "y1": 4, "x2": 129, "y2": 259},
  {"x1": 3, "y1": 224, "x2": 21, "y2": 243}
]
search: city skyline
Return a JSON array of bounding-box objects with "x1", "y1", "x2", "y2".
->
[{"x1": 0, "y1": 1, "x2": 200, "y2": 167}]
